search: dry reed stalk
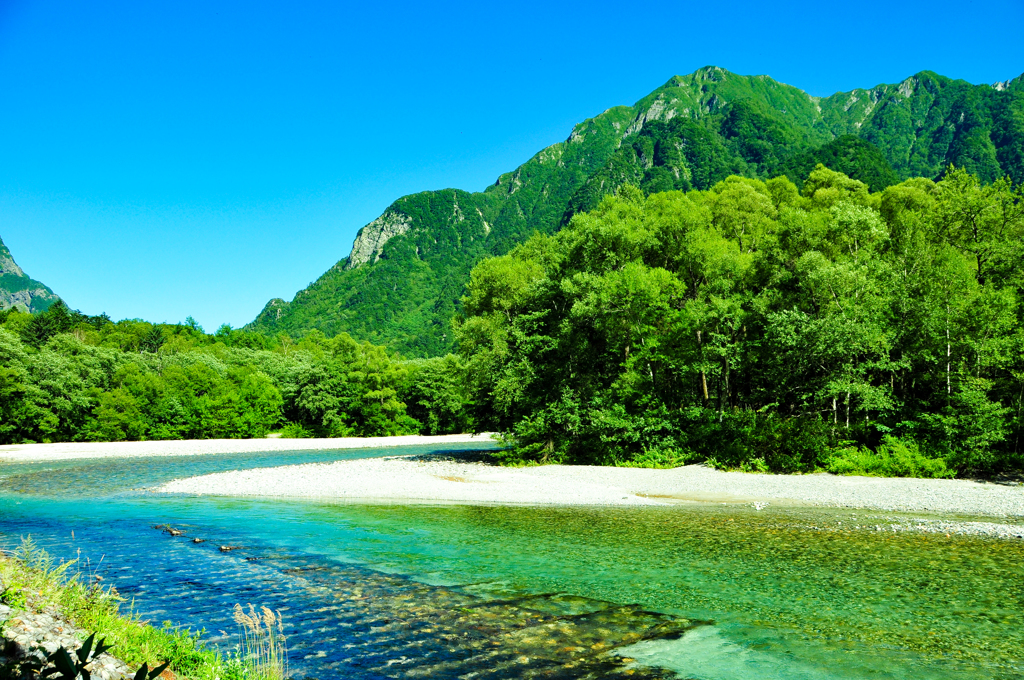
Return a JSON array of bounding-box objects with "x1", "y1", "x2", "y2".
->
[{"x1": 232, "y1": 603, "x2": 289, "y2": 679}]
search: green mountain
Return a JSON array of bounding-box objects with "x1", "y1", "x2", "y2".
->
[
  {"x1": 248, "y1": 67, "x2": 1024, "y2": 356},
  {"x1": 0, "y1": 235, "x2": 59, "y2": 313}
]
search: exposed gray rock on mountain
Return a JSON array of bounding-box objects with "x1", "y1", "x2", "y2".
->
[
  {"x1": 344, "y1": 210, "x2": 414, "y2": 269},
  {"x1": 0, "y1": 235, "x2": 59, "y2": 313}
]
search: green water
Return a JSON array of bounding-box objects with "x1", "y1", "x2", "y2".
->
[
  {"x1": 263, "y1": 500, "x2": 1024, "y2": 678},
  {"x1": 1, "y1": 447, "x2": 1022, "y2": 678}
]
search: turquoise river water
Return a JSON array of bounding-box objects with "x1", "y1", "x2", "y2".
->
[{"x1": 0, "y1": 443, "x2": 1022, "y2": 679}]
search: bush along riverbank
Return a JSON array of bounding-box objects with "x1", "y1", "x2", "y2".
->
[
  {"x1": 0, "y1": 539, "x2": 286, "y2": 680},
  {"x1": 456, "y1": 169, "x2": 1024, "y2": 478}
]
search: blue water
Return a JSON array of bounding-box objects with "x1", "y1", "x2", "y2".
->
[{"x1": 1, "y1": 444, "x2": 1022, "y2": 679}]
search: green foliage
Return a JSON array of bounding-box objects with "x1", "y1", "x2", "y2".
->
[
  {"x1": 25, "y1": 632, "x2": 125, "y2": 680},
  {"x1": 781, "y1": 136, "x2": 899, "y2": 192},
  {"x1": 400, "y1": 355, "x2": 475, "y2": 435},
  {"x1": 0, "y1": 235, "x2": 60, "y2": 314},
  {"x1": 457, "y1": 166, "x2": 1024, "y2": 476},
  {"x1": 0, "y1": 310, "x2": 474, "y2": 444},
  {"x1": 277, "y1": 422, "x2": 313, "y2": 438},
  {"x1": 245, "y1": 67, "x2": 1024, "y2": 357},
  {"x1": 825, "y1": 436, "x2": 953, "y2": 478},
  {"x1": 0, "y1": 540, "x2": 227, "y2": 680},
  {"x1": 290, "y1": 333, "x2": 419, "y2": 437}
]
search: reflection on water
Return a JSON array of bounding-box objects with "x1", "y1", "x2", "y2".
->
[{"x1": 0, "y1": 445, "x2": 1022, "y2": 679}]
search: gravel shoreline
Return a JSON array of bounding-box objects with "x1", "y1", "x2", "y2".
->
[
  {"x1": 0, "y1": 433, "x2": 494, "y2": 462},
  {"x1": 4, "y1": 437, "x2": 1021, "y2": 539},
  {"x1": 157, "y1": 453, "x2": 1024, "y2": 538}
]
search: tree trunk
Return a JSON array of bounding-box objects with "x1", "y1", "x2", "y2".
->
[
  {"x1": 717, "y1": 370, "x2": 723, "y2": 423},
  {"x1": 946, "y1": 305, "x2": 951, "y2": 396},
  {"x1": 845, "y1": 392, "x2": 851, "y2": 430},
  {"x1": 722, "y1": 356, "x2": 730, "y2": 418},
  {"x1": 697, "y1": 330, "x2": 709, "y2": 407}
]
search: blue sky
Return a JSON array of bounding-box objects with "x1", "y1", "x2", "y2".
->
[{"x1": 1, "y1": 0, "x2": 1022, "y2": 331}]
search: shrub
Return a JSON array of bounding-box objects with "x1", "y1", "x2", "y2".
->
[{"x1": 824, "y1": 436, "x2": 953, "y2": 478}]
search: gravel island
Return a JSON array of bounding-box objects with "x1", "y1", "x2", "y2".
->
[
  {"x1": 157, "y1": 452, "x2": 1024, "y2": 527},
  {"x1": 0, "y1": 433, "x2": 493, "y2": 462}
]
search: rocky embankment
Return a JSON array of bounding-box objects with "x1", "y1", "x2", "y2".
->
[{"x1": 0, "y1": 595, "x2": 134, "y2": 679}]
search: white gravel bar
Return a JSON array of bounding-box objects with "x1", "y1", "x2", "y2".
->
[
  {"x1": 158, "y1": 455, "x2": 1024, "y2": 520},
  {"x1": 0, "y1": 434, "x2": 493, "y2": 462}
]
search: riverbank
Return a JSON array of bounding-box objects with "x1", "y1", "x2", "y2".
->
[
  {"x1": 0, "y1": 542, "x2": 223, "y2": 680},
  {"x1": 157, "y1": 451, "x2": 1024, "y2": 522},
  {"x1": 0, "y1": 433, "x2": 494, "y2": 462}
]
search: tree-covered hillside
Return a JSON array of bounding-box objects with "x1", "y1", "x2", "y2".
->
[
  {"x1": 249, "y1": 67, "x2": 1024, "y2": 356},
  {"x1": 0, "y1": 235, "x2": 60, "y2": 314}
]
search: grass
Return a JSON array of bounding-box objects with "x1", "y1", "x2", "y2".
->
[
  {"x1": 232, "y1": 605, "x2": 288, "y2": 680},
  {"x1": 0, "y1": 538, "x2": 288, "y2": 679}
]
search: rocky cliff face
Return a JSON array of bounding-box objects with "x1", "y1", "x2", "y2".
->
[
  {"x1": 993, "y1": 73, "x2": 1024, "y2": 92},
  {"x1": 0, "y1": 245, "x2": 26, "y2": 278},
  {"x1": 344, "y1": 210, "x2": 414, "y2": 270},
  {"x1": 0, "y1": 236, "x2": 60, "y2": 313}
]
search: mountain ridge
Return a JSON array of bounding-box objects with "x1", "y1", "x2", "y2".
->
[
  {"x1": 248, "y1": 66, "x2": 1024, "y2": 356},
  {"x1": 0, "y1": 235, "x2": 60, "y2": 313}
]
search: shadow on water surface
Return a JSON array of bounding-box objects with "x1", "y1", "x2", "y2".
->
[{"x1": 0, "y1": 446, "x2": 1022, "y2": 679}]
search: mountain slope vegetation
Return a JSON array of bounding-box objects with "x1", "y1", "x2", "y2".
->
[
  {"x1": 0, "y1": 235, "x2": 60, "y2": 313},
  {"x1": 249, "y1": 67, "x2": 1024, "y2": 356}
]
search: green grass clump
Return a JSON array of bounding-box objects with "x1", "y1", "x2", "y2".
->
[{"x1": 0, "y1": 539, "x2": 273, "y2": 680}]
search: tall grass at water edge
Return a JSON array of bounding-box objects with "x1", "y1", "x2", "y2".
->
[
  {"x1": 231, "y1": 605, "x2": 288, "y2": 680},
  {"x1": 0, "y1": 538, "x2": 290, "y2": 679}
]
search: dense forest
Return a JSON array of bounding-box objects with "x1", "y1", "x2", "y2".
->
[
  {"x1": 3, "y1": 164, "x2": 1023, "y2": 480},
  {"x1": 248, "y1": 67, "x2": 1024, "y2": 356},
  {"x1": 455, "y1": 166, "x2": 1024, "y2": 477},
  {"x1": 0, "y1": 304, "x2": 467, "y2": 444}
]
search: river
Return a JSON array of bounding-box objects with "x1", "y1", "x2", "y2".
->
[{"x1": 1, "y1": 443, "x2": 1022, "y2": 679}]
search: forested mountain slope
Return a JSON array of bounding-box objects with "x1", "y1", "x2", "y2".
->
[
  {"x1": 248, "y1": 67, "x2": 1024, "y2": 356},
  {"x1": 0, "y1": 235, "x2": 59, "y2": 313}
]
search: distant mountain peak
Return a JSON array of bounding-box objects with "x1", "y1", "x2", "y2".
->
[
  {"x1": 248, "y1": 67, "x2": 1024, "y2": 356},
  {"x1": 0, "y1": 235, "x2": 60, "y2": 313},
  {"x1": 0, "y1": 237, "x2": 26, "y2": 278}
]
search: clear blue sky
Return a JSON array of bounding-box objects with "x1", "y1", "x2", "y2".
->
[{"x1": 1, "y1": 0, "x2": 1021, "y2": 331}]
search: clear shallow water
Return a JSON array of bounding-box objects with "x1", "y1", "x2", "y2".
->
[{"x1": 0, "y1": 445, "x2": 1022, "y2": 679}]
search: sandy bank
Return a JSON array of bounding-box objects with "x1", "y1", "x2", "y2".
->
[
  {"x1": 0, "y1": 434, "x2": 494, "y2": 463},
  {"x1": 157, "y1": 453, "x2": 1024, "y2": 520}
]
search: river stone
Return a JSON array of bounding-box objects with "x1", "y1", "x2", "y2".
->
[{"x1": 0, "y1": 604, "x2": 135, "y2": 679}]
